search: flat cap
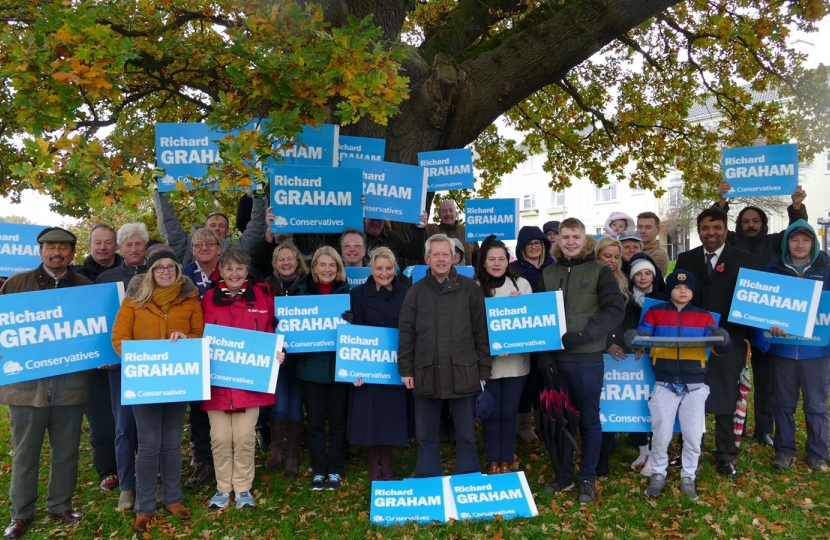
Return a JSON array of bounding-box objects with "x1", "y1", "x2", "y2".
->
[{"x1": 36, "y1": 227, "x2": 77, "y2": 246}]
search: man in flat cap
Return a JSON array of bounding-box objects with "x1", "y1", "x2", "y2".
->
[{"x1": 0, "y1": 227, "x2": 92, "y2": 539}]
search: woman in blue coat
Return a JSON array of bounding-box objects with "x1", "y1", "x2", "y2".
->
[{"x1": 345, "y1": 247, "x2": 409, "y2": 480}]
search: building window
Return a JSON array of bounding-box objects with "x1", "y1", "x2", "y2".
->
[
  {"x1": 595, "y1": 227, "x2": 604, "y2": 236},
  {"x1": 522, "y1": 193, "x2": 536, "y2": 210},
  {"x1": 595, "y1": 184, "x2": 618, "y2": 203},
  {"x1": 550, "y1": 191, "x2": 565, "y2": 207},
  {"x1": 523, "y1": 156, "x2": 537, "y2": 174},
  {"x1": 669, "y1": 186, "x2": 683, "y2": 207},
  {"x1": 825, "y1": 153, "x2": 830, "y2": 174}
]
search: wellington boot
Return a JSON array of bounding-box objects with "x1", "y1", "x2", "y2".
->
[
  {"x1": 267, "y1": 419, "x2": 287, "y2": 471},
  {"x1": 284, "y1": 420, "x2": 302, "y2": 478}
]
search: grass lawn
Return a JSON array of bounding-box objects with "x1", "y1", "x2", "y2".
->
[{"x1": 0, "y1": 398, "x2": 828, "y2": 539}]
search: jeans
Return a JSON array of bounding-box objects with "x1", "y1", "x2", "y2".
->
[
  {"x1": 482, "y1": 376, "x2": 527, "y2": 463},
  {"x1": 272, "y1": 369, "x2": 303, "y2": 422},
  {"x1": 109, "y1": 368, "x2": 137, "y2": 491},
  {"x1": 85, "y1": 368, "x2": 117, "y2": 480},
  {"x1": 554, "y1": 358, "x2": 604, "y2": 484},
  {"x1": 301, "y1": 380, "x2": 349, "y2": 476},
  {"x1": 414, "y1": 395, "x2": 479, "y2": 477},
  {"x1": 8, "y1": 404, "x2": 85, "y2": 519},
  {"x1": 771, "y1": 355, "x2": 830, "y2": 460},
  {"x1": 133, "y1": 402, "x2": 188, "y2": 514}
]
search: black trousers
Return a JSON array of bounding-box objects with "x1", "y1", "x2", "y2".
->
[{"x1": 301, "y1": 380, "x2": 349, "y2": 476}]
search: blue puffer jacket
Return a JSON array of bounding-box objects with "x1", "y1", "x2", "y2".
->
[
  {"x1": 509, "y1": 225, "x2": 554, "y2": 292},
  {"x1": 751, "y1": 220, "x2": 830, "y2": 360}
]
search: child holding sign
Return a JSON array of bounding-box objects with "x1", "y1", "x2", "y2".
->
[{"x1": 626, "y1": 270, "x2": 730, "y2": 500}]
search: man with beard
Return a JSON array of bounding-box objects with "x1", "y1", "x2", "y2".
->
[
  {"x1": 674, "y1": 208, "x2": 763, "y2": 479},
  {"x1": 713, "y1": 181, "x2": 808, "y2": 446}
]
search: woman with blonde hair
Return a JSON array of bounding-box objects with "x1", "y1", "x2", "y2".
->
[
  {"x1": 295, "y1": 246, "x2": 351, "y2": 491},
  {"x1": 111, "y1": 248, "x2": 203, "y2": 533},
  {"x1": 594, "y1": 236, "x2": 630, "y2": 304}
]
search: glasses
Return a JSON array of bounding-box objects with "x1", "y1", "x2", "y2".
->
[
  {"x1": 153, "y1": 265, "x2": 177, "y2": 274},
  {"x1": 526, "y1": 241, "x2": 543, "y2": 248},
  {"x1": 193, "y1": 242, "x2": 219, "y2": 250},
  {"x1": 341, "y1": 243, "x2": 364, "y2": 249}
]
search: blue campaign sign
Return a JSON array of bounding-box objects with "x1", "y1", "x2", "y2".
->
[
  {"x1": 728, "y1": 268, "x2": 821, "y2": 336},
  {"x1": 121, "y1": 338, "x2": 210, "y2": 405},
  {"x1": 601, "y1": 354, "x2": 655, "y2": 433},
  {"x1": 370, "y1": 477, "x2": 449, "y2": 525},
  {"x1": 0, "y1": 283, "x2": 123, "y2": 386},
  {"x1": 268, "y1": 165, "x2": 364, "y2": 233},
  {"x1": 485, "y1": 291, "x2": 565, "y2": 355},
  {"x1": 404, "y1": 265, "x2": 474, "y2": 283},
  {"x1": 273, "y1": 123, "x2": 339, "y2": 167},
  {"x1": 275, "y1": 295, "x2": 350, "y2": 352},
  {"x1": 418, "y1": 149, "x2": 475, "y2": 192},
  {"x1": 334, "y1": 325, "x2": 402, "y2": 386},
  {"x1": 722, "y1": 143, "x2": 798, "y2": 197},
  {"x1": 339, "y1": 135, "x2": 385, "y2": 163},
  {"x1": 155, "y1": 123, "x2": 225, "y2": 192},
  {"x1": 204, "y1": 324, "x2": 283, "y2": 393},
  {"x1": 448, "y1": 472, "x2": 538, "y2": 522},
  {"x1": 0, "y1": 222, "x2": 45, "y2": 276},
  {"x1": 339, "y1": 158, "x2": 428, "y2": 225},
  {"x1": 464, "y1": 199, "x2": 519, "y2": 241},
  {"x1": 345, "y1": 267, "x2": 373, "y2": 288},
  {"x1": 764, "y1": 290, "x2": 830, "y2": 347}
]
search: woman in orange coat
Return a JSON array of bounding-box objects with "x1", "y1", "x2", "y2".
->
[{"x1": 111, "y1": 248, "x2": 204, "y2": 533}]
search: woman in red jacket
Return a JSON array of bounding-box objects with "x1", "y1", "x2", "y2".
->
[{"x1": 201, "y1": 247, "x2": 284, "y2": 510}]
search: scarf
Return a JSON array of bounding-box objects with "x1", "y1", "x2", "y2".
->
[
  {"x1": 152, "y1": 282, "x2": 182, "y2": 313},
  {"x1": 217, "y1": 278, "x2": 248, "y2": 301}
]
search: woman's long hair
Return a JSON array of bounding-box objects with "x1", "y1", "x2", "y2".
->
[
  {"x1": 594, "y1": 236, "x2": 630, "y2": 303},
  {"x1": 475, "y1": 238, "x2": 521, "y2": 298},
  {"x1": 132, "y1": 256, "x2": 185, "y2": 307},
  {"x1": 310, "y1": 246, "x2": 346, "y2": 284}
]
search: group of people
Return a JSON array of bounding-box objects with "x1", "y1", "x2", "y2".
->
[{"x1": 0, "y1": 180, "x2": 827, "y2": 538}]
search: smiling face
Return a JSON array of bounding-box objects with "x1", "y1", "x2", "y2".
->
[
  {"x1": 274, "y1": 247, "x2": 299, "y2": 278},
  {"x1": 632, "y1": 269, "x2": 654, "y2": 292},
  {"x1": 40, "y1": 242, "x2": 75, "y2": 274},
  {"x1": 191, "y1": 236, "x2": 221, "y2": 267},
  {"x1": 340, "y1": 233, "x2": 366, "y2": 267},
  {"x1": 698, "y1": 216, "x2": 727, "y2": 252},
  {"x1": 559, "y1": 226, "x2": 586, "y2": 259},
  {"x1": 364, "y1": 218, "x2": 384, "y2": 236},
  {"x1": 220, "y1": 260, "x2": 248, "y2": 293},
  {"x1": 438, "y1": 201, "x2": 458, "y2": 226},
  {"x1": 484, "y1": 247, "x2": 509, "y2": 278},
  {"x1": 788, "y1": 231, "x2": 813, "y2": 265},
  {"x1": 597, "y1": 245, "x2": 620, "y2": 271},
  {"x1": 89, "y1": 227, "x2": 117, "y2": 266},
  {"x1": 152, "y1": 257, "x2": 179, "y2": 288},
  {"x1": 121, "y1": 234, "x2": 147, "y2": 267},
  {"x1": 371, "y1": 256, "x2": 396, "y2": 290},
  {"x1": 425, "y1": 239, "x2": 453, "y2": 281},
  {"x1": 523, "y1": 239, "x2": 544, "y2": 263},
  {"x1": 314, "y1": 254, "x2": 338, "y2": 284},
  {"x1": 205, "y1": 214, "x2": 229, "y2": 239},
  {"x1": 621, "y1": 240, "x2": 642, "y2": 262}
]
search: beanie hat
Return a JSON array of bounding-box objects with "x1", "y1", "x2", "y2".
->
[
  {"x1": 542, "y1": 221, "x2": 560, "y2": 234},
  {"x1": 146, "y1": 246, "x2": 178, "y2": 271},
  {"x1": 629, "y1": 257, "x2": 657, "y2": 280},
  {"x1": 665, "y1": 270, "x2": 696, "y2": 293}
]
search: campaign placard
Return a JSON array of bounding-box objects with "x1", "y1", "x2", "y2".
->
[
  {"x1": 728, "y1": 268, "x2": 821, "y2": 336},
  {"x1": 0, "y1": 283, "x2": 124, "y2": 386},
  {"x1": 0, "y1": 222, "x2": 45, "y2": 276},
  {"x1": 485, "y1": 291, "x2": 565, "y2": 355},
  {"x1": 345, "y1": 267, "x2": 373, "y2": 288},
  {"x1": 722, "y1": 143, "x2": 798, "y2": 197},
  {"x1": 404, "y1": 265, "x2": 474, "y2": 283},
  {"x1": 763, "y1": 290, "x2": 830, "y2": 347},
  {"x1": 600, "y1": 354, "x2": 654, "y2": 432},
  {"x1": 204, "y1": 324, "x2": 283, "y2": 393},
  {"x1": 334, "y1": 325, "x2": 402, "y2": 385},
  {"x1": 464, "y1": 199, "x2": 519, "y2": 241},
  {"x1": 273, "y1": 123, "x2": 339, "y2": 167},
  {"x1": 370, "y1": 477, "x2": 449, "y2": 525},
  {"x1": 268, "y1": 165, "x2": 364, "y2": 233},
  {"x1": 155, "y1": 123, "x2": 225, "y2": 192},
  {"x1": 418, "y1": 149, "x2": 475, "y2": 192},
  {"x1": 275, "y1": 295, "x2": 350, "y2": 352},
  {"x1": 339, "y1": 158, "x2": 428, "y2": 225},
  {"x1": 120, "y1": 338, "x2": 210, "y2": 405},
  {"x1": 339, "y1": 135, "x2": 385, "y2": 163},
  {"x1": 447, "y1": 472, "x2": 537, "y2": 521}
]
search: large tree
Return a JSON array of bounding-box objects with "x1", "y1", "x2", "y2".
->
[{"x1": 1, "y1": 0, "x2": 828, "y2": 225}]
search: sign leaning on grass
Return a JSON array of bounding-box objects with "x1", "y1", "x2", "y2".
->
[
  {"x1": 334, "y1": 325, "x2": 402, "y2": 386},
  {"x1": 447, "y1": 472, "x2": 538, "y2": 522},
  {"x1": 464, "y1": 198, "x2": 519, "y2": 241},
  {"x1": 418, "y1": 148, "x2": 475, "y2": 192},
  {"x1": 485, "y1": 291, "x2": 566, "y2": 355},
  {"x1": 275, "y1": 295, "x2": 350, "y2": 353},
  {"x1": 121, "y1": 337, "x2": 210, "y2": 405},
  {"x1": 203, "y1": 324, "x2": 283, "y2": 393},
  {"x1": 370, "y1": 476, "x2": 449, "y2": 525},
  {"x1": 0, "y1": 282, "x2": 124, "y2": 386},
  {"x1": 727, "y1": 268, "x2": 822, "y2": 337},
  {"x1": 722, "y1": 143, "x2": 798, "y2": 197},
  {"x1": 0, "y1": 222, "x2": 47, "y2": 276}
]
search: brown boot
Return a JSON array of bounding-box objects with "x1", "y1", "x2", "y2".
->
[
  {"x1": 165, "y1": 503, "x2": 191, "y2": 520},
  {"x1": 284, "y1": 420, "x2": 302, "y2": 478},
  {"x1": 133, "y1": 513, "x2": 153, "y2": 532},
  {"x1": 267, "y1": 419, "x2": 287, "y2": 471},
  {"x1": 500, "y1": 462, "x2": 512, "y2": 474},
  {"x1": 487, "y1": 462, "x2": 500, "y2": 475}
]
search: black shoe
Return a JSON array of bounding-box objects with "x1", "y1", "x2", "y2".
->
[
  {"x1": 753, "y1": 433, "x2": 774, "y2": 446},
  {"x1": 668, "y1": 455, "x2": 682, "y2": 469},
  {"x1": 578, "y1": 480, "x2": 596, "y2": 504},
  {"x1": 3, "y1": 519, "x2": 33, "y2": 539},
  {"x1": 184, "y1": 463, "x2": 215, "y2": 489},
  {"x1": 716, "y1": 460, "x2": 738, "y2": 479},
  {"x1": 596, "y1": 459, "x2": 610, "y2": 477}
]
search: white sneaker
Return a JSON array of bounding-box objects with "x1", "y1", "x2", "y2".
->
[{"x1": 640, "y1": 456, "x2": 655, "y2": 477}]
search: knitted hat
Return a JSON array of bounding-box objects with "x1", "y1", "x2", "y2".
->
[
  {"x1": 666, "y1": 270, "x2": 696, "y2": 293},
  {"x1": 543, "y1": 221, "x2": 560, "y2": 234},
  {"x1": 629, "y1": 257, "x2": 657, "y2": 280},
  {"x1": 146, "y1": 246, "x2": 178, "y2": 271}
]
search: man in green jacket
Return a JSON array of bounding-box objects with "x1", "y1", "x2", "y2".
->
[
  {"x1": 0, "y1": 227, "x2": 92, "y2": 539},
  {"x1": 538, "y1": 218, "x2": 625, "y2": 505}
]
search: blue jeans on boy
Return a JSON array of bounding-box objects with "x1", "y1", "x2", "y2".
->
[
  {"x1": 482, "y1": 375, "x2": 527, "y2": 463},
  {"x1": 109, "y1": 368, "x2": 137, "y2": 491}
]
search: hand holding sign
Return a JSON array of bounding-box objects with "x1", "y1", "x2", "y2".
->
[{"x1": 769, "y1": 326, "x2": 787, "y2": 337}]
